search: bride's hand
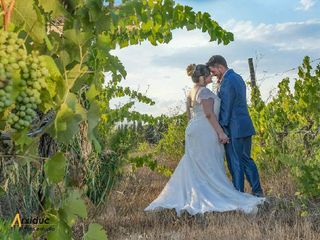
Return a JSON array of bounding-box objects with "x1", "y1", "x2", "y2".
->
[{"x1": 218, "y1": 132, "x2": 229, "y2": 144}]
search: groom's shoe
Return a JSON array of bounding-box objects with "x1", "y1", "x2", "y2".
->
[{"x1": 252, "y1": 191, "x2": 264, "y2": 197}]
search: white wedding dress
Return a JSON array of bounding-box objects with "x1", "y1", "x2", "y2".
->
[{"x1": 145, "y1": 87, "x2": 265, "y2": 216}]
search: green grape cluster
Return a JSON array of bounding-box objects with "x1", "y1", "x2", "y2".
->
[
  {"x1": 0, "y1": 30, "x2": 49, "y2": 130},
  {"x1": 0, "y1": 30, "x2": 25, "y2": 113}
]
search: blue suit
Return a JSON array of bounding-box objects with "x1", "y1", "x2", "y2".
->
[{"x1": 218, "y1": 69, "x2": 263, "y2": 194}]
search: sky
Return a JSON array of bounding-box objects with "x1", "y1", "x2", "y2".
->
[{"x1": 109, "y1": 0, "x2": 320, "y2": 116}]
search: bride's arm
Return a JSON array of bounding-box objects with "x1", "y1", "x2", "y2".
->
[
  {"x1": 201, "y1": 99, "x2": 229, "y2": 144},
  {"x1": 186, "y1": 93, "x2": 192, "y2": 121}
]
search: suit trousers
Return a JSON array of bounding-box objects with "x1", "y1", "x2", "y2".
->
[{"x1": 224, "y1": 136, "x2": 263, "y2": 194}]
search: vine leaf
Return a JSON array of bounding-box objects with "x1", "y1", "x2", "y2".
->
[
  {"x1": 67, "y1": 64, "x2": 88, "y2": 90},
  {"x1": 11, "y1": 129, "x2": 33, "y2": 150},
  {"x1": 59, "y1": 50, "x2": 71, "y2": 68},
  {"x1": 54, "y1": 93, "x2": 86, "y2": 143},
  {"x1": 47, "y1": 219, "x2": 71, "y2": 240},
  {"x1": 84, "y1": 223, "x2": 108, "y2": 240},
  {"x1": 86, "y1": 84, "x2": 99, "y2": 102},
  {"x1": 51, "y1": 63, "x2": 87, "y2": 143},
  {"x1": 64, "y1": 29, "x2": 91, "y2": 46},
  {"x1": 12, "y1": 0, "x2": 46, "y2": 43},
  {"x1": 38, "y1": 0, "x2": 66, "y2": 18},
  {"x1": 87, "y1": 100, "x2": 101, "y2": 152},
  {"x1": 40, "y1": 55, "x2": 65, "y2": 109},
  {"x1": 41, "y1": 56, "x2": 62, "y2": 79},
  {"x1": 44, "y1": 152, "x2": 66, "y2": 184},
  {"x1": 61, "y1": 190, "x2": 88, "y2": 226}
]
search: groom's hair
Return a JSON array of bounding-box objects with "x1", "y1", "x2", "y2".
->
[{"x1": 206, "y1": 55, "x2": 228, "y2": 68}]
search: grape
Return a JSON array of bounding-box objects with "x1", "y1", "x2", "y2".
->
[
  {"x1": 13, "y1": 115, "x2": 19, "y2": 122},
  {"x1": 6, "y1": 45, "x2": 14, "y2": 53},
  {"x1": 26, "y1": 88, "x2": 33, "y2": 96},
  {"x1": 8, "y1": 56, "x2": 16, "y2": 63},
  {"x1": 16, "y1": 96, "x2": 22, "y2": 102},
  {"x1": 32, "y1": 57, "x2": 39, "y2": 64},
  {"x1": 21, "y1": 67, "x2": 28, "y2": 73},
  {"x1": 20, "y1": 80, "x2": 27, "y2": 86},
  {"x1": 41, "y1": 68, "x2": 49, "y2": 76},
  {"x1": 33, "y1": 82, "x2": 41, "y2": 90},
  {"x1": 7, "y1": 118, "x2": 13, "y2": 125},
  {"x1": 8, "y1": 38, "x2": 16, "y2": 45},
  {"x1": 31, "y1": 63, "x2": 37, "y2": 69},
  {"x1": 25, "y1": 116, "x2": 32, "y2": 122},
  {"x1": 11, "y1": 63, "x2": 20, "y2": 69},
  {"x1": 0, "y1": 30, "x2": 51, "y2": 130},
  {"x1": 1, "y1": 58, "x2": 8, "y2": 64},
  {"x1": 23, "y1": 97, "x2": 30, "y2": 104},
  {"x1": 36, "y1": 71, "x2": 42, "y2": 78},
  {"x1": 5, "y1": 65, "x2": 13, "y2": 72},
  {"x1": 19, "y1": 61, "x2": 27, "y2": 68},
  {"x1": 22, "y1": 73, "x2": 29, "y2": 78},
  {"x1": 0, "y1": 37, "x2": 6, "y2": 44},
  {"x1": 17, "y1": 39, "x2": 24, "y2": 46},
  {"x1": 30, "y1": 71, "x2": 37, "y2": 79},
  {"x1": 4, "y1": 99, "x2": 10, "y2": 106}
]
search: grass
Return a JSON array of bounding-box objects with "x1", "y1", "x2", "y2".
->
[{"x1": 83, "y1": 157, "x2": 320, "y2": 240}]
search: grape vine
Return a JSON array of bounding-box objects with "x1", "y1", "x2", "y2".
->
[
  {"x1": 249, "y1": 56, "x2": 320, "y2": 197},
  {"x1": 0, "y1": 1, "x2": 234, "y2": 239}
]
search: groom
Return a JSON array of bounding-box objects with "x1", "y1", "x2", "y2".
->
[{"x1": 206, "y1": 55, "x2": 264, "y2": 197}]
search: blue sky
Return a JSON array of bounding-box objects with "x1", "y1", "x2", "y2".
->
[
  {"x1": 179, "y1": 0, "x2": 320, "y2": 23},
  {"x1": 110, "y1": 0, "x2": 320, "y2": 116}
]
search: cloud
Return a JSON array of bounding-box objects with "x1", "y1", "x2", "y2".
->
[
  {"x1": 110, "y1": 19, "x2": 320, "y2": 115},
  {"x1": 150, "y1": 19, "x2": 320, "y2": 73},
  {"x1": 296, "y1": 0, "x2": 318, "y2": 11},
  {"x1": 223, "y1": 19, "x2": 320, "y2": 50}
]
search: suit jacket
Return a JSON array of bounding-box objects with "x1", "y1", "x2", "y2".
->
[{"x1": 218, "y1": 69, "x2": 255, "y2": 138}]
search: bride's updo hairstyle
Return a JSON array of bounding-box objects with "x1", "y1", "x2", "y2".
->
[{"x1": 186, "y1": 64, "x2": 211, "y2": 83}]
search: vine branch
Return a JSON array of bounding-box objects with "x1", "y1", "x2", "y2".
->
[
  {"x1": 0, "y1": 0, "x2": 7, "y2": 12},
  {"x1": 0, "y1": 0, "x2": 7, "y2": 28},
  {"x1": 6, "y1": 0, "x2": 15, "y2": 29},
  {"x1": 0, "y1": 0, "x2": 16, "y2": 31}
]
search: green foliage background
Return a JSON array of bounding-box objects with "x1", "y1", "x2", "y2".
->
[
  {"x1": 0, "y1": 0, "x2": 233, "y2": 239},
  {"x1": 1, "y1": 1, "x2": 318, "y2": 239}
]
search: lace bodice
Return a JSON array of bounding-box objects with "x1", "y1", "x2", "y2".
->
[{"x1": 191, "y1": 87, "x2": 221, "y2": 119}]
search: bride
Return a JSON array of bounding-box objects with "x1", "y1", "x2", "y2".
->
[{"x1": 144, "y1": 64, "x2": 265, "y2": 216}]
